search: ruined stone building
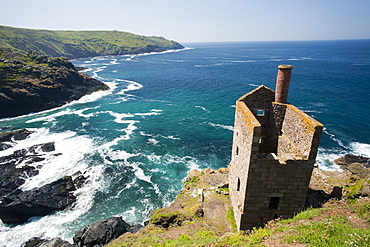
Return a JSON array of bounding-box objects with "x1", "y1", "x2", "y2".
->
[{"x1": 229, "y1": 65, "x2": 323, "y2": 230}]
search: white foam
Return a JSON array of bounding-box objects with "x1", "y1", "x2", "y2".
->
[
  {"x1": 323, "y1": 127, "x2": 347, "y2": 149},
  {"x1": 230, "y1": 60, "x2": 257, "y2": 63},
  {"x1": 110, "y1": 150, "x2": 139, "y2": 161},
  {"x1": 20, "y1": 132, "x2": 94, "y2": 190},
  {"x1": 131, "y1": 47, "x2": 192, "y2": 58},
  {"x1": 316, "y1": 148, "x2": 345, "y2": 171},
  {"x1": 162, "y1": 135, "x2": 180, "y2": 140},
  {"x1": 349, "y1": 142, "x2": 370, "y2": 158},
  {"x1": 195, "y1": 106, "x2": 210, "y2": 113},
  {"x1": 208, "y1": 122, "x2": 234, "y2": 131},
  {"x1": 117, "y1": 80, "x2": 144, "y2": 95},
  {"x1": 148, "y1": 138, "x2": 159, "y2": 145},
  {"x1": 135, "y1": 109, "x2": 163, "y2": 117}
]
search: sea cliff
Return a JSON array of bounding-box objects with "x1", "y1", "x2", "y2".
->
[{"x1": 0, "y1": 46, "x2": 109, "y2": 118}]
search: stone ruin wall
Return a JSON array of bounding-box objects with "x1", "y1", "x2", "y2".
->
[
  {"x1": 229, "y1": 86, "x2": 324, "y2": 230},
  {"x1": 229, "y1": 100, "x2": 261, "y2": 230},
  {"x1": 240, "y1": 158, "x2": 315, "y2": 229},
  {"x1": 277, "y1": 104, "x2": 323, "y2": 162}
]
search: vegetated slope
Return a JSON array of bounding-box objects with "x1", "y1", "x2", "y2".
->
[
  {"x1": 0, "y1": 25, "x2": 184, "y2": 59},
  {"x1": 0, "y1": 46, "x2": 109, "y2": 118},
  {"x1": 107, "y1": 167, "x2": 370, "y2": 247}
]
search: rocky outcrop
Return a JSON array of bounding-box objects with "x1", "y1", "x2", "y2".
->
[
  {"x1": 0, "y1": 129, "x2": 59, "y2": 198},
  {"x1": 22, "y1": 237, "x2": 73, "y2": 247},
  {"x1": 0, "y1": 176, "x2": 79, "y2": 225},
  {"x1": 334, "y1": 154, "x2": 370, "y2": 168},
  {"x1": 0, "y1": 129, "x2": 87, "y2": 225},
  {"x1": 73, "y1": 217, "x2": 143, "y2": 247},
  {"x1": 307, "y1": 154, "x2": 370, "y2": 207},
  {"x1": 22, "y1": 217, "x2": 144, "y2": 247},
  {"x1": 0, "y1": 47, "x2": 109, "y2": 118}
]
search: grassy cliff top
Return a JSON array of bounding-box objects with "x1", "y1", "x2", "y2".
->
[
  {"x1": 107, "y1": 167, "x2": 370, "y2": 247},
  {"x1": 0, "y1": 25, "x2": 184, "y2": 59}
]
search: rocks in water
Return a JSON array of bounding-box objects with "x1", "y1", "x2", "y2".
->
[
  {"x1": 21, "y1": 217, "x2": 144, "y2": 247},
  {"x1": 22, "y1": 237, "x2": 73, "y2": 247},
  {"x1": 0, "y1": 129, "x2": 33, "y2": 150},
  {"x1": 0, "y1": 176, "x2": 77, "y2": 224},
  {"x1": 29, "y1": 142, "x2": 56, "y2": 153},
  {"x1": 73, "y1": 217, "x2": 143, "y2": 247},
  {"x1": 0, "y1": 129, "x2": 60, "y2": 198},
  {"x1": 334, "y1": 154, "x2": 370, "y2": 168},
  {"x1": 0, "y1": 128, "x2": 33, "y2": 142},
  {"x1": 0, "y1": 155, "x2": 39, "y2": 197},
  {"x1": 0, "y1": 128, "x2": 90, "y2": 225}
]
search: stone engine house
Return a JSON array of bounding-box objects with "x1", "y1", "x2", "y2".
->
[{"x1": 229, "y1": 65, "x2": 323, "y2": 230}]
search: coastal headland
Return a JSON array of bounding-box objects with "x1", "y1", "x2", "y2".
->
[
  {"x1": 0, "y1": 25, "x2": 184, "y2": 59},
  {"x1": 0, "y1": 25, "x2": 184, "y2": 118}
]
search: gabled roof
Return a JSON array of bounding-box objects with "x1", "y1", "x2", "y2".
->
[{"x1": 238, "y1": 85, "x2": 275, "y2": 110}]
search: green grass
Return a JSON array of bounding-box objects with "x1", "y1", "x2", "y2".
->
[
  {"x1": 0, "y1": 25, "x2": 183, "y2": 59},
  {"x1": 282, "y1": 217, "x2": 370, "y2": 247}
]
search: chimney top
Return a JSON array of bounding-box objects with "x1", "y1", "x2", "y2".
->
[{"x1": 278, "y1": 65, "x2": 293, "y2": 69}]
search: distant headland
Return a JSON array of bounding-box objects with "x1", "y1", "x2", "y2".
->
[{"x1": 0, "y1": 25, "x2": 184, "y2": 59}]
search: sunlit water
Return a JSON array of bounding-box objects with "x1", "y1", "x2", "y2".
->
[{"x1": 1, "y1": 40, "x2": 369, "y2": 246}]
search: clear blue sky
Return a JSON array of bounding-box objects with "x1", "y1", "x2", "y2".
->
[{"x1": 0, "y1": 0, "x2": 369, "y2": 43}]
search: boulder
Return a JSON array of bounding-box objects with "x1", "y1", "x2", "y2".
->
[
  {"x1": 37, "y1": 238, "x2": 74, "y2": 247},
  {"x1": 0, "y1": 176, "x2": 77, "y2": 225},
  {"x1": 0, "y1": 129, "x2": 33, "y2": 142},
  {"x1": 0, "y1": 155, "x2": 39, "y2": 197},
  {"x1": 73, "y1": 217, "x2": 130, "y2": 247},
  {"x1": 21, "y1": 237, "x2": 45, "y2": 247},
  {"x1": 347, "y1": 163, "x2": 370, "y2": 178},
  {"x1": 334, "y1": 154, "x2": 370, "y2": 168}
]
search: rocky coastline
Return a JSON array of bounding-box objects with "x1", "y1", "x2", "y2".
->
[
  {"x1": 1, "y1": 128, "x2": 369, "y2": 246},
  {"x1": 0, "y1": 46, "x2": 110, "y2": 119}
]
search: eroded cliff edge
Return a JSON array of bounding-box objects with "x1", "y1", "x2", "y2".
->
[{"x1": 0, "y1": 46, "x2": 109, "y2": 118}]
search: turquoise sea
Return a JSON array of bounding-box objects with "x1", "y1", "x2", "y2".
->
[{"x1": 1, "y1": 40, "x2": 370, "y2": 246}]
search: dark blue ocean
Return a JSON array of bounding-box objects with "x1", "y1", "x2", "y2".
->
[{"x1": 1, "y1": 40, "x2": 370, "y2": 246}]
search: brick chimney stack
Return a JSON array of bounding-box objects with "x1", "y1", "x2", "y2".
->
[{"x1": 275, "y1": 65, "x2": 293, "y2": 103}]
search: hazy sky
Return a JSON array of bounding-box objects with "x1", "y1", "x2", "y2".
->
[{"x1": 1, "y1": 0, "x2": 369, "y2": 43}]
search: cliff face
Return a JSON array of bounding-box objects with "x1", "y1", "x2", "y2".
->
[
  {"x1": 0, "y1": 25, "x2": 184, "y2": 59},
  {"x1": 0, "y1": 46, "x2": 109, "y2": 118}
]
